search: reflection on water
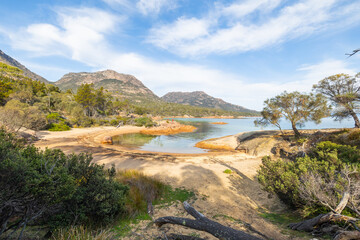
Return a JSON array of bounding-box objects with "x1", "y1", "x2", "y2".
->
[
  {"x1": 112, "y1": 117, "x2": 356, "y2": 154},
  {"x1": 112, "y1": 133, "x2": 157, "y2": 149},
  {"x1": 112, "y1": 121, "x2": 216, "y2": 153}
]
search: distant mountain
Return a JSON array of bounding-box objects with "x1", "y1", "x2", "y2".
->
[
  {"x1": 0, "y1": 50, "x2": 49, "y2": 83},
  {"x1": 55, "y1": 70, "x2": 159, "y2": 100},
  {"x1": 161, "y1": 91, "x2": 258, "y2": 114}
]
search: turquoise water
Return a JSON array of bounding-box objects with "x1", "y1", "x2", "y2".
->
[{"x1": 112, "y1": 117, "x2": 355, "y2": 154}]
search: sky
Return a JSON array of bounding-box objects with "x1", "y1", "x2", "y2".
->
[{"x1": 0, "y1": 0, "x2": 359, "y2": 110}]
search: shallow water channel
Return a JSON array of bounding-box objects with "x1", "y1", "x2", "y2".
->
[{"x1": 112, "y1": 117, "x2": 355, "y2": 154}]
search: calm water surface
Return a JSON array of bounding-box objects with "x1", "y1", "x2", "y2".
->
[{"x1": 112, "y1": 117, "x2": 355, "y2": 154}]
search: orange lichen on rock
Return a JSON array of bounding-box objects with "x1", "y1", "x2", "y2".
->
[
  {"x1": 195, "y1": 141, "x2": 234, "y2": 151},
  {"x1": 210, "y1": 122, "x2": 228, "y2": 125},
  {"x1": 140, "y1": 121, "x2": 196, "y2": 135}
]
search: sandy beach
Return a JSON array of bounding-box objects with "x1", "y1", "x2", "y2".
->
[{"x1": 34, "y1": 126, "x2": 295, "y2": 239}]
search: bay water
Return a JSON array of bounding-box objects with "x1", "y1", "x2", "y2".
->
[{"x1": 112, "y1": 117, "x2": 355, "y2": 154}]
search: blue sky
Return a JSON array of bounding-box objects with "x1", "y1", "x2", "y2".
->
[{"x1": 0, "y1": 0, "x2": 359, "y2": 110}]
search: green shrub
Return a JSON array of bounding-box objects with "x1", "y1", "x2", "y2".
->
[
  {"x1": 312, "y1": 141, "x2": 360, "y2": 166},
  {"x1": 134, "y1": 106, "x2": 149, "y2": 115},
  {"x1": 98, "y1": 119, "x2": 110, "y2": 126},
  {"x1": 223, "y1": 169, "x2": 232, "y2": 174},
  {"x1": 0, "y1": 129, "x2": 128, "y2": 239},
  {"x1": 257, "y1": 140, "x2": 358, "y2": 214},
  {"x1": 49, "y1": 159, "x2": 128, "y2": 227},
  {"x1": 134, "y1": 117, "x2": 156, "y2": 127},
  {"x1": 71, "y1": 116, "x2": 94, "y2": 127},
  {"x1": 116, "y1": 116, "x2": 130, "y2": 124},
  {"x1": 46, "y1": 113, "x2": 71, "y2": 131},
  {"x1": 46, "y1": 112, "x2": 63, "y2": 121},
  {"x1": 0, "y1": 129, "x2": 76, "y2": 239},
  {"x1": 48, "y1": 122, "x2": 71, "y2": 131},
  {"x1": 110, "y1": 119, "x2": 119, "y2": 126}
]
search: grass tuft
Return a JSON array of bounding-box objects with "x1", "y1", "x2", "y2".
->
[
  {"x1": 116, "y1": 170, "x2": 166, "y2": 216},
  {"x1": 52, "y1": 226, "x2": 117, "y2": 240}
]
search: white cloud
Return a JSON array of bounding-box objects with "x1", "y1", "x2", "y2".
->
[
  {"x1": 8, "y1": 7, "x2": 121, "y2": 64},
  {"x1": 102, "y1": 0, "x2": 132, "y2": 9},
  {"x1": 103, "y1": 0, "x2": 177, "y2": 15},
  {"x1": 221, "y1": 0, "x2": 283, "y2": 19},
  {"x1": 297, "y1": 59, "x2": 357, "y2": 86},
  {"x1": 147, "y1": 17, "x2": 211, "y2": 48},
  {"x1": 147, "y1": 0, "x2": 360, "y2": 56},
  {"x1": 136, "y1": 0, "x2": 177, "y2": 15}
]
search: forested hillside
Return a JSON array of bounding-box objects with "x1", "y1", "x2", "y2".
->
[
  {"x1": 0, "y1": 49, "x2": 49, "y2": 83},
  {"x1": 162, "y1": 91, "x2": 258, "y2": 114}
]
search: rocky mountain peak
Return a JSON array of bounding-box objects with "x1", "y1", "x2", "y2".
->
[
  {"x1": 55, "y1": 69, "x2": 159, "y2": 100},
  {"x1": 161, "y1": 91, "x2": 258, "y2": 114}
]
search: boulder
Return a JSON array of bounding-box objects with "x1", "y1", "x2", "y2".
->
[{"x1": 101, "y1": 136, "x2": 113, "y2": 144}]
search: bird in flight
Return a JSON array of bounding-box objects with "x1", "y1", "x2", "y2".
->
[{"x1": 345, "y1": 48, "x2": 360, "y2": 57}]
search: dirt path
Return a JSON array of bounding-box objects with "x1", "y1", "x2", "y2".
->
[{"x1": 34, "y1": 127, "x2": 299, "y2": 240}]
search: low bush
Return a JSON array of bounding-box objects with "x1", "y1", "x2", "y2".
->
[
  {"x1": 71, "y1": 116, "x2": 94, "y2": 127},
  {"x1": 49, "y1": 159, "x2": 128, "y2": 228},
  {"x1": 98, "y1": 119, "x2": 110, "y2": 126},
  {"x1": 48, "y1": 122, "x2": 71, "y2": 131},
  {"x1": 134, "y1": 117, "x2": 156, "y2": 128},
  {"x1": 311, "y1": 141, "x2": 360, "y2": 165},
  {"x1": 110, "y1": 119, "x2": 119, "y2": 126},
  {"x1": 0, "y1": 129, "x2": 128, "y2": 239},
  {"x1": 258, "y1": 140, "x2": 360, "y2": 216},
  {"x1": 46, "y1": 113, "x2": 71, "y2": 131}
]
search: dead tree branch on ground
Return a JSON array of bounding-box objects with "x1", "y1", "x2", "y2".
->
[{"x1": 154, "y1": 201, "x2": 262, "y2": 240}]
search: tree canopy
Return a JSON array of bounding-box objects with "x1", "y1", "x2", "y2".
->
[
  {"x1": 313, "y1": 73, "x2": 360, "y2": 128},
  {"x1": 255, "y1": 91, "x2": 330, "y2": 136}
]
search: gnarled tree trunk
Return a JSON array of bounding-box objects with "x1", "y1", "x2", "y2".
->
[
  {"x1": 348, "y1": 108, "x2": 360, "y2": 128},
  {"x1": 154, "y1": 201, "x2": 263, "y2": 240}
]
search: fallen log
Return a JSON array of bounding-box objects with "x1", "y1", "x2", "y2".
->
[
  {"x1": 154, "y1": 201, "x2": 262, "y2": 240},
  {"x1": 161, "y1": 233, "x2": 206, "y2": 240},
  {"x1": 289, "y1": 213, "x2": 359, "y2": 232},
  {"x1": 333, "y1": 230, "x2": 360, "y2": 240}
]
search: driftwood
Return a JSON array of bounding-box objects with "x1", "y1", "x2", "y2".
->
[
  {"x1": 160, "y1": 233, "x2": 206, "y2": 240},
  {"x1": 333, "y1": 230, "x2": 360, "y2": 240},
  {"x1": 289, "y1": 189, "x2": 360, "y2": 239},
  {"x1": 154, "y1": 201, "x2": 262, "y2": 240}
]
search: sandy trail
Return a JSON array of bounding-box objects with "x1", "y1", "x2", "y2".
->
[{"x1": 34, "y1": 126, "x2": 297, "y2": 240}]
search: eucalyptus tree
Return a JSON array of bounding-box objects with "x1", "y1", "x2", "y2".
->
[
  {"x1": 313, "y1": 73, "x2": 360, "y2": 128},
  {"x1": 255, "y1": 91, "x2": 330, "y2": 137}
]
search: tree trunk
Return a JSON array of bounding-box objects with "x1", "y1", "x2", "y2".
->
[
  {"x1": 165, "y1": 233, "x2": 206, "y2": 240},
  {"x1": 291, "y1": 123, "x2": 301, "y2": 137},
  {"x1": 349, "y1": 109, "x2": 360, "y2": 128},
  {"x1": 154, "y1": 202, "x2": 263, "y2": 240}
]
